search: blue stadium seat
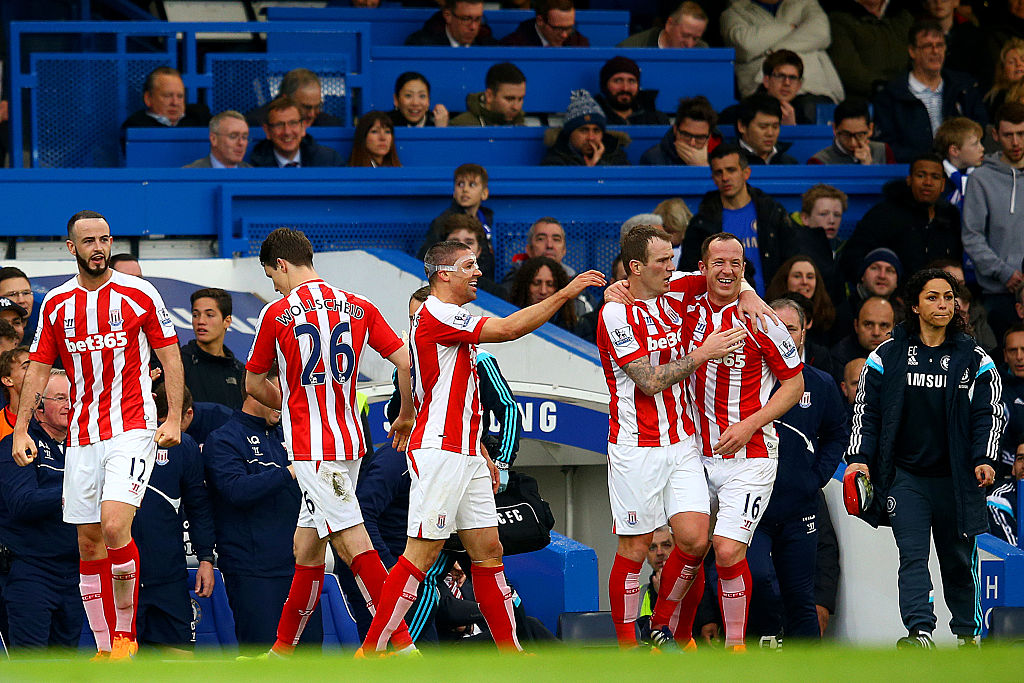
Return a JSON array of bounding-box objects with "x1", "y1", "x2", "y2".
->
[
  {"x1": 556, "y1": 611, "x2": 627, "y2": 646},
  {"x1": 188, "y1": 568, "x2": 238, "y2": 649},
  {"x1": 320, "y1": 572, "x2": 361, "y2": 649},
  {"x1": 988, "y1": 607, "x2": 1024, "y2": 642}
]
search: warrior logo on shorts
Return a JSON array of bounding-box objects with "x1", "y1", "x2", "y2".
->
[
  {"x1": 436, "y1": 513, "x2": 446, "y2": 529},
  {"x1": 156, "y1": 449, "x2": 169, "y2": 466},
  {"x1": 130, "y1": 482, "x2": 141, "y2": 494},
  {"x1": 109, "y1": 309, "x2": 123, "y2": 329},
  {"x1": 626, "y1": 511, "x2": 638, "y2": 526},
  {"x1": 741, "y1": 519, "x2": 753, "y2": 531}
]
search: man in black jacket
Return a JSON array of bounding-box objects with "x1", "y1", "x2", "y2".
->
[
  {"x1": 182, "y1": 288, "x2": 245, "y2": 410},
  {"x1": 248, "y1": 97, "x2": 343, "y2": 168},
  {"x1": 541, "y1": 90, "x2": 630, "y2": 167},
  {"x1": 734, "y1": 95, "x2": 797, "y2": 166},
  {"x1": 846, "y1": 268, "x2": 1003, "y2": 649},
  {"x1": 405, "y1": 0, "x2": 498, "y2": 47},
  {"x1": 680, "y1": 144, "x2": 833, "y2": 296},
  {"x1": 593, "y1": 56, "x2": 668, "y2": 127},
  {"x1": 872, "y1": 19, "x2": 987, "y2": 163},
  {"x1": 839, "y1": 153, "x2": 961, "y2": 287},
  {"x1": 120, "y1": 67, "x2": 210, "y2": 149}
]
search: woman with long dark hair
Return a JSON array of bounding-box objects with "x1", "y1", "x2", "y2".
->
[
  {"x1": 845, "y1": 268, "x2": 1002, "y2": 649},
  {"x1": 508, "y1": 256, "x2": 579, "y2": 331},
  {"x1": 765, "y1": 255, "x2": 836, "y2": 344},
  {"x1": 389, "y1": 72, "x2": 449, "y2": 127},
  {"x1": 348, "y1": 111, "x2": 401, "y2": 167}
]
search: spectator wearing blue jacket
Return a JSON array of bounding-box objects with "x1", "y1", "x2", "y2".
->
[
  {"x1": 747, "y1": 299, "x2": 849, "y2": 641},
  {"x1": 131, "y1": 385, "x2": 217, "y2": 650},
  {"x1": 0, "y1": 370, "x2": 83, "y2": 649},
  {"x1": 202, "y1": 370, "x2": 322, "y2": 647}
]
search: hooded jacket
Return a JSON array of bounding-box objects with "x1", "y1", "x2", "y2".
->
[
  {"x1": 840, "y1": 179, "x2": 962, "y2": 286},
  {"x1": 449, "y1": 92, "x2": 526, "y2": 127},
  {"x1": 540, "y1": 127, "x2": 631, "y2": 166},
  {"x1": 593, "y1": 91, "x2": 668, "y2": 126},
  {"x1": 846, "y1": 324, "x2": 1003, "y2": 535},
  {"x1": 962, "y1": 151, "x2": 1024, "y2": 295}
]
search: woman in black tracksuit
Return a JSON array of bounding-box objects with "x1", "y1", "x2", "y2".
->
[{"x1": 845, "y1": 268, "x2": 1003, "y2": 648}]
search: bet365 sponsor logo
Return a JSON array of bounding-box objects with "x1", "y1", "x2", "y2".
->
[{"x1": 64, "y1": 332, "x2": 129, "y2": 353}]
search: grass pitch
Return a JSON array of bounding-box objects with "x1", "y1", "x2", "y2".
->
[{"x1": 3, "y1": 644, "x2": 1022, "y2": 682}]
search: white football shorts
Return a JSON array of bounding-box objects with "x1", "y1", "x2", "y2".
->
[
  {"x1": 702, "y1": 456, "x2": 778, "y2": 545},
  {"x1": 406, "y1": 448, "x2": 497, "y2": 540},
  {"x1": 63, "y1": 428, "x2": 158, "y2": 524},
  {"x1": 296, "y1": 459, "x2": 364, "y2": 539}
]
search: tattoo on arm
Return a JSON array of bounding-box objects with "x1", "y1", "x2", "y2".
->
[{"x1": 623, "y1": 354, "x2": 699, "y2": 396}]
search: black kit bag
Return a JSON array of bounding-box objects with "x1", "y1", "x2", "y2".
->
[{"x1": 444, "y1": 471, "x2": 555, "y2": 555}]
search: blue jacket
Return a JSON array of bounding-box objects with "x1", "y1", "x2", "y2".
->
[
  {"x1": 132, "y1": 433, "x2": 216, "y2": 586},
  {"x1": 0, "y1": 419, "x2": 78, "y2": 574},
  {"x1": 765, "y1": 365, "x2": 850, "y2": 524},
  {"x1": 356, "y1": 444, "x2": 409, "y2": 567},
  {"x1": 248, "y1": 133, "x2": 344, "y2": 168},
  {"x1": 187, "y1": 401, "x2": 233, "y2": 448},
  {"x1": 847, "y1": 324, "x2": 1005, "y2": 535},
  {"x1": 203, "y1": 410, "x2": 299, "y2": 577}
]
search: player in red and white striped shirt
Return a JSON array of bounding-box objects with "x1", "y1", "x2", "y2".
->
[
  {"x1": 12, "y1": 210, "x2": 185, "y2": 661},
  {"x1": 660, "y1": 233, "x2": 804, "y2": 651},
  {"x1": 359, "y1": 240, "x2": 604, "y2": 655},
  {"x1": 243, "y1": 228, "x2": 419, "y2": 657}
]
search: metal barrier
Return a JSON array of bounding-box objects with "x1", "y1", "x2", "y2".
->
[{"x1": 8, "y1": 21, "x2": 371, "y2": 168}]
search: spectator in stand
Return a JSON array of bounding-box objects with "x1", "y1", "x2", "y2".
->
[
  {"x1": 419, "y1": 163, "x2": 494, "y2": 260},
  {"x1": 722, "y1": 0, "x2": 844, "y2": 115},
  {"x1": 828, "y1": 1, "x2": 915, "y2": 100},
  {"x1": 109, "y1": 254, "x2": 143, "y2": 277},
  {"x1": 507, "y1": 257, "x2": 583, "y2": 334},
  {"x1": 734, "y1": 95, "x2": 798, "y2": 166},
  {"x1": 798, "y1": 183, "x2": 848, "y2": 256},
  {"x1": 541, "y1": 90, "x2": 631, "y2": 166},
  {"x1": 0, "y1": 321, "x2": 19, "y2": 355},
  {"x1": 848, "y1": 248, "x2": 905, "y2": 319},
  {"x1": 775, "y1": 291, "x2": 838, "y2": 379},
  {"x1": 830, "y1": 295, "x2": 895, "y2": 372},
  {"x1": 0, "y1": 267, "x2": 34, "y2": 344},
  {"x1": 405, "y1": 0, "x2": 498, "y2": 46},
  {"x1": 933, "y1": 116, "x2": 985, "y2": 211},
  {"x1": 249, "y1": 96, "x2": 344, "y2": 168},
  {"x1": 962, "y1": 101, "x2": 1024, "y2": 342},
  {"x1": 450, "y1": 63, "x2": 527, "y2": 127},
  {"x1": 635, "y1": 526, "x2": 674, "y2": 641},
  {"x1": 503, "y1": 217, "x2": 574, "y2": 285},
  {"x1": 841, "y1": 153, "x2": 961, "y2": 282},
  {"x1": 593, "y1": 56, "x2": 669, "y2": 126},
  {"x1": 202, "y1": 366, "x2": 323, "y2": 647},
  {"x1": 640, "y1": 95, "x2": 720, "y2": 166},
  {"x1": 0, "y1": 299, "x2": 27, "y2": 344},
  {"x1": 443, "y1": 215, "x2": 502, "y2": 295},
  {"x1": 499, "y1": 0, "x2": 589, "y2": 46},
  {"x1": 681, "y1": 144, "x2": 832, "y2": 295},
  {"x1": 653, "y1": 198, "x2": 693, "y2": 268},
  {"x1": 389, "y1": 73, "x2": 449, "y2": 128},
  {"x1": 842, "y1": 357, "x2": 867, "y2": 407},
  {"x1": 348, "y1": 111, "x2": 401, "y2": 167},
  {"x1": 873, "y1": 20, "x2": 986, "y2": 163},
  {"x1": 184, "y1": 110, "x2": 251, "y2": 169},
  {"x1": 120, "y1": 67, "x2": 210, "y2": 144},
  {"x1": 921, "y1": 0, "x2": 988, "y2": 86},
  {"x1": 766, "y1": 256, "x2": 839, "y2": 348},
  {"x1": 808, "y1": 99, "x2": 895, "y2": 165},
  {"x1": 245, "y1": 68, "x2": 343, "y2": 128},
  {"x1": 984, "y1": 37, "x2": 1024, "y2": 118},
  {"x1": 0, "y1": 370, "x2": 83, "y2": 650},
  {"x1": 932, "y1": 258, "x2": 998, "y2": 354},
  {"x1": 987, "y1": 1, "x2": 1024, "y2": 90},
  {"x1": 618, "y1": 2, "x2": 709, "y2": 48},
  {"x1": 0, "y1": 347, "x2": 28, "y2": 446},
  {"x1": 183, "y1": 288, "x2": 246, "y2": 411}
]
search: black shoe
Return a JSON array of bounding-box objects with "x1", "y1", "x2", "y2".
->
[
  {"x1": 648, "y1": 626, "x2": 679, "y2": 652},
  {"x1": 896, "y1": 630, "x2": 935, "y2": 650}
]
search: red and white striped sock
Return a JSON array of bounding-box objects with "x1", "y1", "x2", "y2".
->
[
  {"x1": 668, "y1": 563, "x2": 705, "y2": 645},
  {"x1": 360, "y1": 555, "x2": 424, "y2": 653},
  {"x1": 107, "y1": 540, "x2": 140, "y2": 641},
  {"x1": 608, "y1": 554, "x2": 643, "y2": 648},
  {"x1": 470, "y1": 563, "x2": 522, "y2": 653},
  {"x1": 651, "y1": 547, "x2": 702, "y2": 631},
  {"x1": 350, "y1": 550, "x2": 415, "y2": 649},
  {"x1": 717, "y1": 559, "x2": 751, "y2": 648},
  {"x1": 79, "y1": 557, "x2": 115, "y2": 652},
  {"x1": 272, "y1": 563, "x2": 325, "y2": 655}
]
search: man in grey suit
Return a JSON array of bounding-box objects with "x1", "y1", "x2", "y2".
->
[{"x1": 184, "y1": 111, "x2": 252, "y2": 168}]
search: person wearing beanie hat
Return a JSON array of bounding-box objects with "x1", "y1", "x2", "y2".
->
[
  {"x1": 541, "y1": 90, "x2": 631, "y2": 166},
  {"x1": 860, "y1": 248, "x2": 903, "y2": 284},
  {"x1": 498, "y1": 0, "x2": 590, "y2": 47},
  {"x1": 840, "y1": 153, "x2": 962, "y2": 290},
  {"x1": 593, "y1": 56, "x2": 669, "y2": 126}
]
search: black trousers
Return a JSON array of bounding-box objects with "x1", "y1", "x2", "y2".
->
[
  {"x1": 221, "y1": 573, "x2": 323, "y2": 647},
  {"x1": 887, "y1": 468, "x2": 982, "y2": 637},
  {"x1": 748, "y1": 511, "x2": 820, "y2": 639}
]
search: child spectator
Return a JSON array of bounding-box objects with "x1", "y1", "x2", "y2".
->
[
  {"x1": 443, "y1": 214, "x2": 501, "y2": 295},
  {"x1": 933, "y1": 116, "x2": 985, "y2": 211},
  {"x1": 417, "y1": 163, "x2": 494, "y2": 258}
]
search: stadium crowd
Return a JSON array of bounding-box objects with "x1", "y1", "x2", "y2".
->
[{"x1": 1, "y1": 0, "x2": 1024, "y2": 659}]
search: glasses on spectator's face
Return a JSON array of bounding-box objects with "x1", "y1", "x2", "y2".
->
[
  {"x1": 267, "y1": 118, "x2": 303, "y2": 131},
  {"x1": 2, "y1": 289, "x2": 32, "y2": 299},
  {"x1": 42, "y1": 394, "x2": 70, "y2": 405},
  {"x1": 217, "y1": 132, "x2": 249, "y2": 142},
  {"x1": 676, "y1": 129, "x2": 710, "y2": 146},
  {"x1": 770, "y1": 72, "x2": 801, "y2": 83},
  {"x1": 836, "y1": 130, "x2": 870, "y2": 143},
  {"x1": 450, "y1": 11, "x2": 483, "y2": 25},
  {"x1": 544, "y1": 21, "x2": 575, "y2": 34}
]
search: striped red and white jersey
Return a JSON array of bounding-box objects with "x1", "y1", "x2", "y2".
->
[
  {"x1": 596, "y1": 272, "x2": 707, "y2": 447},
  {"x1": 246, "y1": 280, "x2": 403, "y2": 461},
  {"x1": 30, "y1": 270, "x2": 178, "y2": 446},
  {"x1": 682, "y1": 294, "x2": 802, "y2": 459},
  {"x1": 408, "y1": 296, "x2": 489, "y2": 456}
]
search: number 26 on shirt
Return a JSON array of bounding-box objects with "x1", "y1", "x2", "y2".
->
[{"x1": 293, "y1": 321, "x2": 355, "y2": 386}]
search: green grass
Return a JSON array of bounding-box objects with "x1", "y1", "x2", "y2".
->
[{"x1": 3, "y1": 644, "x2": 1023, "y2": 682}]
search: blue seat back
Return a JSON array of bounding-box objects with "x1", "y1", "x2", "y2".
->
[{"x1": 319, "y1": 573, "x2": 361, "y2": 648}]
